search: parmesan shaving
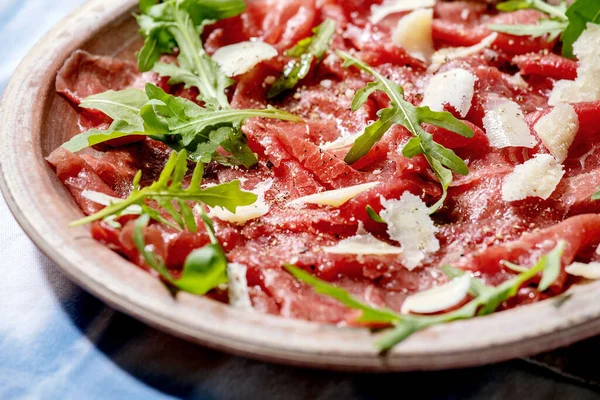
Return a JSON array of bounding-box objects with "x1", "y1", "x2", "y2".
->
[
  {"x1": 549, "y1": 23, "x2": 600, "y2": 105},
  {"x1": 501, "y1": 154, "x2": 565, "y2": 202},
  {"x1": 322, "y1": 233, "x2": 403, "y2": 255},
  {"x1": 401, "y1": 275, "x2": 471, "y2": 315},
  {"x1": 227, "y1": 262, "x2": 253, "y2": 310},
  {"x1": 287, "y1": 182, "x2": 380, "y2": 208},
  {"x1": 421, "y1": 68, "x2": 475, "y2": 118},
  {"x1": 319, "y1": 132, "x2": 362, "y2": 151},
  {"x1": 429, "y1": 33, "x2": 498, "y2": 73},
  {"x1": 566, "y1": 262, "x2": 600, "y2": 280},
  {"x1": 82, "y1": 190, "x2": 142, "y2": 214},
  {"x1": 534, "y1": 103, "x2": 579, "y2": 163},
  {"x1": 380, "y1": 192, "x2": 440, "y2": 270},
  {"x1": 392, "y1": 9, "x2": 434, "y2": 62},
  {"x1": 369, "y1": 0, "x2": 435, "y2": 24},
  {"x1": 209, "y1": 179, "x2": 273, "y2": 224},
  {"x1": 212, "y1": 41, "x2": 278, "y2": 77},
  {"x1": 482, "y1": 97, "x2": 536, "y2": 149}
]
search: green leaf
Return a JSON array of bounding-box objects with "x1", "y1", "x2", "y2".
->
[
  {"x1": 176, "y1": 243, "x2": 228, "y2": 294},
  {"x1": 219, "y1": 127, "x2": 259, "y2": 168},
  {"x1": 182, "y1": 0, "x2": 247, "y2": 22},
  {"x1": 134, "y1": 214, "x2": 172, "y2": 278},
  {"x1": 62, "y1": 89, "x2": 149, "y2": 152},
  {"x1": 497, "y1": 0, "x2": 568, "y2": 20},
  {"x1": 538, "y1": 240, "x2": 566, "y2": 291},
  {"x1": 267, "y1": 19, "x2": 336, "y2": 98},
  {"x1": 133, "y1": 211, "x2": 228, "y2": 295},
  {"x1": 416, "y1": 107, "x2": 475, "y2": 139},
  {"x1": 138, "y1": 0, "x2": 242, "y2": 108},
  {"x1": 139, "y1": 0, "x2": 159, "y2": 14},
  {"x1": 366, "y1": 205, "x2": 385, "y2": 224},
  {"x1": 142, "y1": 83, "x2": 300, "y2": 165},
  {"x1": 493, "y1": 0, "x2": 600, "y2": 58},
  {"x1": 336, "y1": 50, "x2": 472, "y2": 211},
  {"x1": 286, "y1": 242, "x2": 566, "y2": 352},
  {"x1": 64, "y1": 83, "x2": 299, "y2": 168},
  {"x1": 70, "y1": 150, "x2": 257, "y2": 228},
  {"x1": 592, "y1": 187, "x2": 600, "y2": 200},
  {"x1": 488, "y1": 19, "x2": 568, "y2": 42},
  {"x1": 562, "y1": 0, "x2": 600, "y2": 58},
  {"x1": 284, "y1": 265, "x2": 401, "y2": 324}
]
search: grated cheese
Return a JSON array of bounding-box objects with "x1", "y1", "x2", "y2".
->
[
  {"x1": 322, "y1": 233, "x2": 403, "y2": 255},
  {"x1": 565, "y1": 262, "x2": 600, "y2": 280},
  {"x1": 549, "y1": 23, "x2": 600, "y2": 105},
  {"x1": 401, "y1": 275, "x2": 471, "y2": 314},
  {"x1": 227, "y1": 262, "x2": 253, "y2": 310},
  {"x1": 287, "y1": 182, "x2": 380, "y2": 208},
  {"x1": 209, "y1": 179, "x2": 273, "y2": 225},
  {"x1": 482, "y1": 97, "x2": 536, "y2": 149},
  {"x1": 429, "y1": 33, "x2": 498, "y2": 73},
  {"x1": 370, "y1": 0, "x2": 435, "y2": 24},
  {"x1": 380, "y1": 192, "x2": 440, "y2": 270},
  {"x1": 392, "y1": 9, "x2": 434, "y2": 62},
  {"x1": 501, "y1": 154, "x2": 565, "y2": 202},
  {"x1": 421, "y1": 68, "x2": 476, "y2": 118},
  {"x1": 212, "y1": 41, "x2": 278, "y2": 77},
  {"x1": 534, "y1": 103, "x2": 579, "y2": 163}
]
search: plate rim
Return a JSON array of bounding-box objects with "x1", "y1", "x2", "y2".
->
[{"x1": 2, "y1": 0, "x2": 600, "y2": 372}]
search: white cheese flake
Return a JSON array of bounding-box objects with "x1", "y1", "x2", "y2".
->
[
  {"x1": 370, "y1": 0, "x2": 435, "y2": 24},
  {"x1": 401, "y1": 275, "x2": 471, "y2": 315},
  {"x1": 322, "y1": 233, "x2": 403, "y2": 255},
  {"x1": 380, "y1": 192, "x2": 440, "y2": 270},
  {"x1": 212, "y1": 41, "x2": 278, "y2": 77},
  {"x1": 534, "y1": 103, "x2": 579, "y2": 163},
  {"x1": 392, "y1": 9, "x2": 434, "y2": 62},
  {"x1": 566, "y1": 262, "x2": 600, "y2": 280},
  {"x1": 421, "y1": 68, "x2": 475, "y2": 118},
  {"x1": 209, "y1": 179, "x2": 273, "y2": 225},
  {"x1": 81, "y1": 190, "x2": 142, "y2": 214},
  {"x1": 483, "y1": 97, "x2": 536, "y2": 149},
  {"x1": 319, "y1": 132, "x2": 362, "y2": 152},
  {"x1": 227, "y1": 262, "x2": 253, "y2": 310},
  {"x1": 549, "y1": 23, "x2": 600, "y2": 105},
  {"x1": 429, "y1": 33, "x2": 498, "y2": 73},
  {"x1": 501, "y1": 154, "x2": 565, "y2": 202},
  {"x1": 287, "y1": 182, "x2": 380, "y2": 208}
]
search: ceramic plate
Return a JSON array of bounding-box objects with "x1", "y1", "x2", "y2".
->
[{"x1": 2, "y1": 0, "x2": 600, "y2": 371}]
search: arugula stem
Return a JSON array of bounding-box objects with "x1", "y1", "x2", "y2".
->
[
  {"x1": 534, "y1": 0, "x2": 568, "y2": 20},
  {"x1": 173, "y1": 6, "x2": 230, "y2": 109}
]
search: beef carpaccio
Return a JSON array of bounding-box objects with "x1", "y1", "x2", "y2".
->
[{"x1": 47, "y1": 0, "x2": 600, "y2": 347}]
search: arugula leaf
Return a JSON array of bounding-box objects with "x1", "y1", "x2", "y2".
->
[
  {"x1": 336, "y1": 51, "x2": 473, "y2": 211},
  {"x1": 496, "y1": 0, "x2": 568, "y2": 20},
  {"x1": 491, "y1": 0, "x2": 600, "y2": 58},
  {"x1": 488, "y1": 19, "x2": 568, "y2": 42},
  {"x1": 62, "y1": 89, "x2": 149, "y2": 152},
  {"x1": 284, "y1": 265, "x2": 400, "y2": 324},
  {"x1": 138, "y1": 0, "x2": 246, "y2": 108},
  {"x1": 141, "y1": 83, "x2": 301, "y2": 167},
  {"x1": 134, "y1": 210, "x2": 228, "y2": 295},
  {"x1": 366, "y1": 205, "x2": 385, "y2": 224},
  {"x1": 592, "y1": 187, "x2": 600, "y2": 200},
  {"x1": 267, "y1": 19, "x2": 336, "y2": 98},
  {"x1": 70, "y1": 149, "x2": 257, "y2": 228},
  {"x1": 63, "y1": 84, "x2": 301, "y2": 167},
  {"x1": 563, "y1": 0, "x2": 600, "y2": 58},
  {"x1": 285, "y1": 242, "x2": 565, "y2": 352}
]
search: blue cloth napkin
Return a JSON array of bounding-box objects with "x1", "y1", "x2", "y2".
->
[{"x1": 1, "y1": 1, "x2": 599, "y2": 399}]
